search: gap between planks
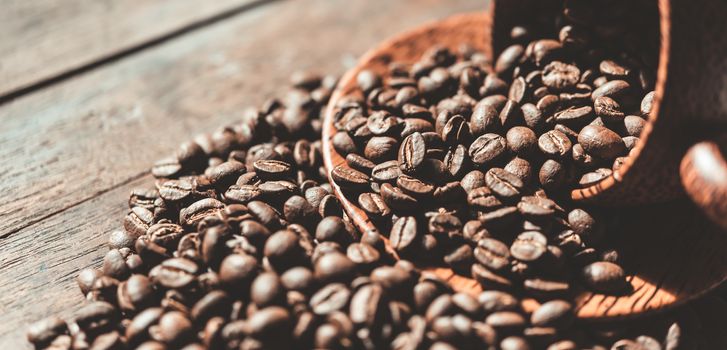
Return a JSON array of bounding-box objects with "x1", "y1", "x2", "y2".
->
[
  {"x1": 0, "y1": 171, "x2": 148, "y2": 240},
  {"x1": 0, "y1": 0, "x2": 279, "y2": 106}
]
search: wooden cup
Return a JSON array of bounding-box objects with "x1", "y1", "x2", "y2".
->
[
  {"x1": 489, "y1": 0, "x2": 727, "y2": 212},
  {"x1": 322, "y1": 4, "x2": 727, "y2": 319}
]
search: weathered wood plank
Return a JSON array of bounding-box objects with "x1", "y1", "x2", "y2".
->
[
  {"x1": 0, "y1": 0, "x2": 484, "y2": 239},
  {"x1": 0, "y1": 0, "x2": 484, "y2": 347},
  {"x1": 0, "y1": 0, "x2": 261, "y2": 98}
]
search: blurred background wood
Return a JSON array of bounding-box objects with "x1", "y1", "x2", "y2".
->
[{"x1": 0, "y1": 0, "x2": 263, "y2": 99}]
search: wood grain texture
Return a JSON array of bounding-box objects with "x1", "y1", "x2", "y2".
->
[
  {"x1": 0, "y1": 0, "x2": 260, "y2": 98},
  {"x1": 322, "y1": 12, "x2": 727, "y2": 320},
  {"x1": 0, "y1": 0, "x2": 484, "y2": 347},
  {"x1": 0, "y1": 0, "x2": 483, "y2": 238}
]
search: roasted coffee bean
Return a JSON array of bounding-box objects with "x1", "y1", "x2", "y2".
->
[
  {"x1": 179, "y1": 198, "x2": 224, "y2": 228},
  {"x1": 331, "y1": 165, "x2": 369, "y2": 191},
  {"x1": 531, "y1": 300, "x2": 574, "y2": 329},
  {"x1": 552, "y1": 106, "x2": 593, "y2": 128},
  {"x1": 218, "y1": 254, "x2": 258, "y2": 292},
  {"x1": 510, "y1": 231, "x2": 548, "y2": 262},
  {"x1": 470, "y1": 103, "x2": 500, "y2": 136},
  {"x1": 578, "y1": 125, "x2": 626, "y2": 159},
  {"x1": 398, "y1": 132, "x2": 426, "y2": 174},
  {"x1": 365, "y1": 136, "x2": 398, "y2": 163},
  {"x1": 390, "y1": 216, "x2": 419, "y2": 254},
  {"x1": 539, "y1": 159, "x2": 567, "y2": 190},
  {"x1": 538, "y1": 130, "x2": 572, "y2": 158},
  {"x1": 441, "y1": 115, "x2": 471, "y2": 146},
  {"x1": 579, "y1": 168, "x2": 613, "y2": 186},
  {"x1": 523, "y1": 278, "x2": 570, "y2": 299},
  {"x1": 316, "y1": 216, "x2": 353, "y2": 246},
  {"x1": 357, "y1": 192, "x2": 391, "y2": 219},
  {"x1": 380, "y1": 182, "x2": 417, "y2": 212},
  {"x1": 542, "y1": 61, "x2": 580, "y2": 91},
  {"x1": 149, "y1": 257, "x2": 199, "y2": 290},
  {"x1": 124, "y1": 206, "x2": 154, "y2": 238},
  {"x1": 460, "y1": 170, "x2": 485, "y2": 193},
  {"x1": 474, "y1": 238, "x2": 511, "y2": 272},
  {"x1": 469, "y1": 134, "x2": 507, "y2": 165},
  {"x1": 444, "y1": 144, "x2": 470, "y2": 178},
  {"x1": 529, "y1": 39, "x2": 563, "y2": 66},
  {"x1": 591, "y1": 80, "x2": 631, "y2": 103},
  {"x1": 581, "y1": 261, "x2": 628, "y2": 293},
  {"x1": 397, "y1": 175, "x2": 435, "y2": 200},
  {"x1": 314, "y1": 252, "x2": 356, "y2": 283},
  {"x1": 207, "y1": 161, "x2": 246, "y2": 188},
  {"x1": 152, "y1": 157, "x2": 183, "y2": 178},
  {"x1": 499, "y1": 100, "x2": 523, "y2": 128},
  {"x1": 371, "y1": 160, "x2": 401, "y2": 183},
  {"x1": 485, "y1": 168, "x2": 524, "y2": 202},
  {"x1": 517, "y1": 196, "x2": 557, "y2": 218},
  {"x1": 500, "y1": 336, "x2": 530, "y2": 350},
  {"x1": 346, "y1": 243, "x2": 380, "y2": 268},
  {"x1": 468, "y1": 186, "x2": 503, "y2": 211},
  {"x1": 594, "y1": 96, "x2": 625, "y2": 123},
  {"x1": 506, "y1": 127, "x2": 537, "y2": 157},
  {"x1": 27, "y1": 317, "x2": 68, "y2": 347},
  {"x1": 641, "y1": 91, "x2": 655, "y2": 116},
  {"x1": 495, "y1": 44, "x2": 525, "y2": 74}
]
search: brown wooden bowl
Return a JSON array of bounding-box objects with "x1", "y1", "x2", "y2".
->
[
  {"x1": 487, "y1": 0, "x2": 727, "y2": 206},
  {"x1": 322, "y1": 12, "x2": 727, "y2": 320}
]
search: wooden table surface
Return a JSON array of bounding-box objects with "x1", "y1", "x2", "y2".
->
[{"x1": 0, "y1": 0, "x2": 725, "y2": 348}]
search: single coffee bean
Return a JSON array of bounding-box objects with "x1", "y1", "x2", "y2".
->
[
  {"x1": 390, "y1": 216, "x2": 419, "y2": 254},
  {"x1": 505, "y1": 157, "x2": 533, "y2": 184},
  {"x1": 495, "y1": 44, "x2": 525, "y2": 74},
  {"x1": 624, "y1": 115, "x2": 646, "y2": 137},
  {"x1": 510, "y1": 231, "x2": 548, "y2": 262},
  {"x1": 470, "y1": 103, "x2": 500, "y2": 136},
  {"x1": 469, "y1": 134, "x2": 507, "y2": 165},
  {"x1": 345, "y1": 153, "x2": 375, "y2": 175},
  {"x1": 531, "y1": 300, "x2": 574, "y2": 329},
  {"x1": 357, "y1": 192, "x2": 391, "y2": 219},
  {"x1": 506, "y1": 126, "x2": 537, "y2": 157},
  {"x1": 591, "y1": 80, "x2": 630, "y2": 103},
  {"x1": 371, "y1": 160, "x2": 402, "y2": 183},
  {"x1": 461, "y1": 170, "x2": 487, "y2": 193},
  {"x1": 538, "y1": 130, "x2": 572, "y2": 158},
  {"x1": 581, "y1": 261, "x2": 628, "y2": 293},
  {"x1": 397, "y1": 175, "x2": 435, "y2": 200},
  {"x1": 552, "y1": 106, "x2": 593, "y2": 128},
  {"x1": 579, "y1": 168, "x2": 613, "y2": 186},
  {"x1": 594, "y1": 96, "x2": 625, "y2": 122},
  {"x1": 247, "y1": 306, "x2": 292, "y2": 339},
  {"x1": 331, "y1": 165, "x2": 369, "y2": 191},
  {"x1": 398, "y1": 132, "x2": 426, "y2": 174},
  {"x1": 578, "y1": 125, "x2": 626, "y2": 159},
  {"x1": 641, "y1": 91, "x2": 655, "y2": 116},
  {"x1": 468, "y1": 186, "x2": 503, "y2": 211},
  {"x1": 542, "y1": 61, "x2": 580, "y2": 91},
  {"x1": 499, "y1": 100, "x2": 523, "y2": 128},
  {"x1": 485, "y1": 168, "x2": 523, "y2": 202},
  {"x1": 380, "y1": 182, "x2": 418, "y2": 212},
  {"x1": 474, "y1": 238, "x2": 511, "y2": 272}
]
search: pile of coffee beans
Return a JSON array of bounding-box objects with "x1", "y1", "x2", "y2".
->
[
  {"x1": 27, "y1": 73, "x2": 685, "y2": 350},
  {"x1": 26, "y1": 2, "x2": 695, "y2": 349},
  {"x1": 330, "y1": 2, "x2": 654, "y2": 301}
]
